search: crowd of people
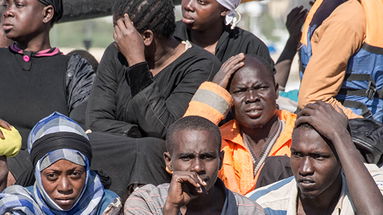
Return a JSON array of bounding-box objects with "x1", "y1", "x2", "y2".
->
[{"x1": 0, "y1": 0, "x2": 382, "y2": 214}]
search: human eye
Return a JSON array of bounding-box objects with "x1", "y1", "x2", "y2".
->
[
  {"x1": 1, "y1": 0, "x2": 8, "y2": 7},
  {"x1": 292, "y1": 151, "x2": 303, "y2": 158},
  {"x1": 15, "y1": 1, "x2": 23, "y2": 7},
  {"x1": 311, "y1": 154, "x2": 327, "y2": 161},
  {"x1": 179, "y1": 154, "x2": 193, "y2": 161},
  {"x1": 45, "y1": 172, "x2": 58, "y2": 181},
  {"x1": 200, "y1": 153, "x2": 216, "y2": 161},
  {"x1": 232, "y1": 88, "x2": 246, "y2": 94},
  {"x1": 197, "y1": 0, "x2": 207, "y2": 5},
  {"x1": 71, "y1": 170, "x2": 84, "y2": 179}
]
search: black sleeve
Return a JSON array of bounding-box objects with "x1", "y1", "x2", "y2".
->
[
  {"x1": 66, "y1": 54, "x2": 95, "y2": 127},
  {"x1": 125, "y1": 56, "x2": 220, "y2": 138},
  {"x1": 86, "y1": 44, "x2": 142, "y2": 137}
]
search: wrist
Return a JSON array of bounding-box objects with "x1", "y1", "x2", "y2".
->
[
  {"x1": 163, "y1": 202, "x2": 181, "y2": 215},
  {"x1": 330, "y1": 129, "x2": 355, "y2": 151}
]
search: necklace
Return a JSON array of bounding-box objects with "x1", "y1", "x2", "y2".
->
[{"x1": 243, "y1": 119, "x2": 284, "y2": 176}]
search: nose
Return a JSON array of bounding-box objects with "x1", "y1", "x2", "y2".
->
[
  {"x1": 245, "y1": 89, "x2": 259, "y2": 104},
  {"x1": 182, "y1": 0, "x2": 194, "y2": 12},
  {"x1": 299, "y1": 157, "x2": 314, "y2": 176},
  {"x1": 3, "y1": 5, "x2": 14, "y2": 18},
  {"x1": 191, "y1": 158, "x2": 205, "y2": 174},
  {"x1": 57, "y1": 177, "x2": 73, "y2": 195}
]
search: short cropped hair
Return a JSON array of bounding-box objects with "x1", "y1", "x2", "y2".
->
[
  {"x1": 166, "y1": 116, "x2": 222, "y2": 154},
  {"x1": 112, "y1": 0, "x2": 176, "y2": 38}
]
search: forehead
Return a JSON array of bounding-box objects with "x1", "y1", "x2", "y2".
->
[
  {"x1": 43, "y1": 159, "x2": 84, "y2": 171},
  {"x1": 292, "y1": 127, "x2": 334, "y2": 154},
  {"x1": 172, "y1": 129, "x2": 219, "y2": 154},
  {"x1": 231, "y1": 63, "x2": 274, "y2": 86}
]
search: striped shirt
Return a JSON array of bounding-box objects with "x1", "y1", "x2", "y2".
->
[{"x1": 124, "y1": 180, "x2": 265, "y2": 215}]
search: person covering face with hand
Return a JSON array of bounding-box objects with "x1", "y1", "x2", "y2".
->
[{"x1": 124, "y1": 116, "x2": 265, "y2": 215}]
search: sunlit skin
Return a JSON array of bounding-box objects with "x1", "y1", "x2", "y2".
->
[
  {"x1": 180, "y1": 0, "x2": 228, "y2": 54},
  {"x1": 291, "y1": 127, "x2": 342, "y2": 214},
  {"x1": 181, "y1": 0, "x2": 226, "y2": 32},
  {"x1": 2, "y1": 0, "x2": 53, "y2": 51},
  {"x1": 166, "y1": 129, "x2": 223, "y2": 192},
  {"x1": 229, "y1": 61, "x2": 279, "y2": 131},
  {"x1": 41, "y1": 159, "x2": 86, "y2": 210},
  {"x1": 163, "y1": 129, "x2": 225, "y2": 214}
]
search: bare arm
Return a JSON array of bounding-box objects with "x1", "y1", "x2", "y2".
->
[{"x1": 275, "y1": 6, "x2": 307, "y2": 90}]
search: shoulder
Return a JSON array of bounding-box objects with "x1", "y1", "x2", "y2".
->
[
  {"x1": 247, "y1": 176, "x2": 295, "y2": 203},
  {"x1": 0, "y1": 47, "x2": 10, "y2": 55},
  {"x1": 174, "y1": 21, "x2": 188, "y2": 41},
  {"x1": 124, "y1": 184, "x2": 169, "y2": 214},
  {"x1": 186, "y1": 44, "x2": 221, "y2": 65},
  {"x1": 98, "y1": 190, "x2": 122, "y2": 215},
  {"x1": 232, "y1": 191, "x2": 265, "y2": 214},
  {"x1": 278, "y1": 110, "x2": 297, "y2": 129},
  {"x1": 229, "y1": 27, "x2": 268, "y2": 49},
  {"x1": 326, "y1": 0, "x2": 365, "y2": 33},
  {"x1": 365, "y1": 164, "x2": 383, "y2": 192}
]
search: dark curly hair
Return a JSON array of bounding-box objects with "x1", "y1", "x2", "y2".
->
[
  {"x1": 113, "y1": 0, "x2": 176, "y2": 38},
  {"x1": 166, "y1": 116, "x2": 222, "y2": 154}
]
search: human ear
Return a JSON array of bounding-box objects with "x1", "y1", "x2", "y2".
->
[
  {"x1": 220, "y1": 8, "x2": 230, "y2": 17},
  {"x1": 42, "y1": 5, "x2": 54, "y2": 24},
  {"x1": 163, "y1": 152, "x2": 173, "y2": 173},
  {"x1": 274, "y1": 83, "x2": 279, "y2": 100},
  {"x1": 142, "y1": 30, "x2": 154, "y2": 47},
  {"x1": 218, "y1": 150, "x2": 224, "y2": 170}
]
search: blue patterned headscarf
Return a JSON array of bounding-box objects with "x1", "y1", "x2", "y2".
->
[{"x1": 0, "y1": 112, "x2": 105, "y2": 215}]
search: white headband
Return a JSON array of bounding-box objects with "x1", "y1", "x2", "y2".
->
[{"x1": 216, "y1": 0, "x2": 241, "y2": 29}]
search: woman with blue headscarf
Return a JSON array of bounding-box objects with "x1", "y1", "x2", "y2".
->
[{"x1": 0, "y1": 112, "x2": 122, "y2": 215}]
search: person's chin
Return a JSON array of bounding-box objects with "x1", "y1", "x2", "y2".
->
[
  {"x1": 298, "y1": 186, "x2": 322, "y2": 199},
  {"x1": 55, "y1": 198, "x2": 76, "y2": 210}
]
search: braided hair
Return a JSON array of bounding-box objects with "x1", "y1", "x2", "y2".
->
[{"x1": 113, "y1": 0, "x2": 175, "y2": 38}]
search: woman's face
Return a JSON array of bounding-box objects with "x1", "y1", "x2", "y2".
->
[
  {"x1": 2, "y1": 0, "x2": 47, "y2": 41},
  {"x1": 41, "y1": 159, "x2": 86, "y2": 210},
  {"x1": 181, "y1": 0, "x2": 226, "y2": 31}
]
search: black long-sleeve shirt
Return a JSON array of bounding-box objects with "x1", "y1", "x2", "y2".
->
[
  {"x1": 86, "y1": 43, "x2": 221, "y2": 138},
  {"x1": 0, "y1": 48, "x2": 95, "y2": 147},
  {"x1": 173, "y1": 21, "x2": 274, "y2": 66}
]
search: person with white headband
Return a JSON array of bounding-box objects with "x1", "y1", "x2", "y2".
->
[{"x1": 174, "y1": 0, "x2": 274, "y2": 67}]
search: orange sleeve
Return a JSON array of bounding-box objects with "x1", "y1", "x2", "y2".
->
[
  {"x1": 298, "y1": 1, "x2": 365, "y2": 119},
  {"x1": 184, "y1": 82, "x2": 233, "y2": 125}
]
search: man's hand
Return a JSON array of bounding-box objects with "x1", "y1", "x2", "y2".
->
[
  {"x1": 295, "y1": 101, "x2": 349, "y2": 142},
  {"x1": 113, "y1": 14, "x2": 145, "y2": 66},
  {"x1": 286, "y1": 6, "x2": 307, "y2": 42},
  {"x1": 0, "y1": 119, "x2": 11, "y2": 140},
  {"x1": 163, "y1": 171, "x2": 207, "y2": 215},
  {"x1": 212, "y1": 53, "x2": 245, "y2": 89}
]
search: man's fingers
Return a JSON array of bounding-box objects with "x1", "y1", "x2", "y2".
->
[
  {"x1": 295, "y1": 115, "x2": 313, "y2": 128},
  {"x1": 0, "y1": 120, "x2": 11, "y2": 130},
  {"x1": 123, "y1": 13, "x2": 134, "y2": 28}
]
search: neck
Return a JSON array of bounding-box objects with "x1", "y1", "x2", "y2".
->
[
  {"x1": 16, "y1": 31, "x2": 51, "y2": 52},
  {"x1": 241, "y1": 113, "x2": 280, "y2": 144},
  {"x1": 189, "y1": 22, "x2": 224, "y2": 51},
  {"x1": 148, "y1": 36, "x2": 181, "y2": 71},
  {"x1": 185, "y1": 182, "x2": 226, "y2": 214},
  {"x1": 298, "y1": 175, "x2": 343, "y2": 215}
]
